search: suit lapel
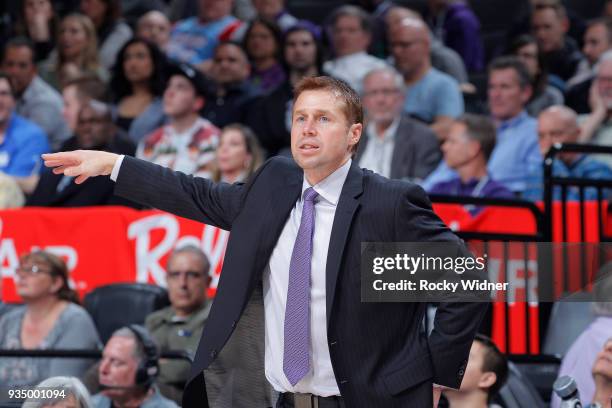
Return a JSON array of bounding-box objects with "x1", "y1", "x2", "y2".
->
[
  {"x1": 390, "y1": 115, "x2": 409, "y2": 179},
  {"x1": 326, "y1": 162, "x2": 363, "y2": 325}
]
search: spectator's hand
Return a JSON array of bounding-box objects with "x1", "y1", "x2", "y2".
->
[
  {"x1": 589, "y1": 79, "x2": 607, "y2": 116},
  {"x1": 42, "y1": 150, "x2": 119, "y2": 184},
  {"x1": 592, "y1": 339, "x2": 612, "y2": 408},
  {"x1": 25, "y1": 2, "x2": 52, "y2": 41}
]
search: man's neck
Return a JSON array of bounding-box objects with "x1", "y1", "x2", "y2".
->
[
  {"x1": 336, "y1": 50, "x2": 363, "y2": 59},
  {"x1": 457, "y1": 158, "x2": 487, "y2": 183},
  {"x1": 173, "y1": 302, "x2": 205, "y2": 318},
  {"x1": 374, "y1": 118, "x2": 396, "y2": 137},
  {"x1": 494, "y1": 110, "x2": 523, "y2": 126},
  {"x1": 290, "y1": 67, "x2": 318, "y2": 86},
  {"x1": 304, "y1": 156, "x2": 350, "y2": 186},
  {"x1": 445, "y1": 391, "x2": 489, "y2": 408},
  {"x1": 403, "y1": 62, "x2": 431, "y2": 86},
  {"x1": 112, "y1": 388, "x2": 152, "y2": 408},
  {"x1": 253, "y1": 57, "x2": 276, "y2": 71},
  {"x1": 171, "y1": 113, "x2": 199, "y2": 134}
]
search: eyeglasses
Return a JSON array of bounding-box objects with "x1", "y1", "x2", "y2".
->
[
  {"x1": 16, "y1": 264, "x2": 52, "y2": 276},
  {"x1": 362, "y1": 89, "x2": 401, "y2": 98},
  {"x1": 166, "y1": 271, "x2": 205, "y2": 281}
]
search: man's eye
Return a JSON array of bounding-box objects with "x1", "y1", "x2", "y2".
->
[
  {"x1": 296, "y1": 116, "x2": 305, "y2": 122},
  {"x1": 319, "y1": 116, "x2": 329, "y2": 122}
]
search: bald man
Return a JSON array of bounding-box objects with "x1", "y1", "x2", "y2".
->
[
  {"x1": 522, "y1": 105, "x2": 612, "y2": 201},
  {"x1": 137, "y1": 11, "x2": 171, "y2": 51},
  {"x1": 385, "y1": 6, "x2": 468, "y2": 84},
  {"x1": 389, "y1": 17, "x2": 464, "y2": 141}
]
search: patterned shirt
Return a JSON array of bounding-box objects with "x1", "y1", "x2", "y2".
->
[{"x1": 137, "y1": 117, "x2": 220, "y2": 179}]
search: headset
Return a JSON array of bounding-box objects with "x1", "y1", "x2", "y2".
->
[{"x1": 127, "y1": 324, "x2": 160, "y2": 388}]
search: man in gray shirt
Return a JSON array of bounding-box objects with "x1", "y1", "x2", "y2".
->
[{"x1": 2, "y1": 37, "x2": 70, "y2": 150}]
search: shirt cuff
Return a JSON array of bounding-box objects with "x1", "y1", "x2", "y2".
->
[{"x1": 110, "y1": 155, "x2": 125, "y2": 182}]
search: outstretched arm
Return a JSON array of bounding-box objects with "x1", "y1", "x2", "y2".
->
[{"x1": 42, "y1": 150, "x2": 119, "y2": 184}]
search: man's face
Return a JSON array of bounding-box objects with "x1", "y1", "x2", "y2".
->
[
  {"x1": 137, "y1": 11, "x2": 171, "y2": 49},
  {"x1": 99, "y1": 336, "x2": 139, "y2": 399},
  {"x1": 212, "y1": 44, "x2": 249, "y2": 84},
  {"x1": 252, "y1": 0, "x2": 283, "y2": 19},
  {"x1": 62, "y1": 85, "x2": 81, "y2": 131},
  {"x1": 515, "y1": 43, "x2": 539, "y2": 78},
  {"x1": 166, "y1": 252, "x2": 208, "y2": 315},
  {"x1": 198, "y1": 0, "x2": 232, "y2": 22},
  {"x1": 531, "y1": 8, "x2": 566, "y2": 53},
  {"x1": 291, "y1": 90, "x2": 361, "y2": 183},
  {"x1": 592, "y1": 339, "x2": 612, "y2": 385},
  {"x1": 76, "y1": 105, "x2": 112, "y2": 149},
  {"x1": 362, "y1": 72, "x2": 404, "y2": 124},
  {"x1": 163, "y1": 75, "x2": 202, "y2": 118},
  {"x1": 2, "y1": 46, "x2": 36, "y2": 95},
  {"x1": 0, "y1": 78, "x2": 15, "y2": 126},
  {"x1": 488, "y1": 68, "x2": 530, "y2": 121},
  {"x1": 584, "y1": 23, "x2": 611, "y2": 66},
  {"x1": 389, "y1": 24, "x2": 429, "y2": 78},
  {"x1": 284, "y1": 30, "x2": 317, "y2": 72},
  {"x1": 80, "y1": 0, "x2": 106, "y2": 27},
  {"x1": 332, "y1": 15, "x2": 370, "y2": 57},
  {"x1": 596, "y1": 60, "x2": 612, "y2": 109},
  {"x1": 441, "y1": 122, "x2": 480, "y2": 170},
  {"x1": 537, "y1": 111, "x2": 579, "y2": 158}
]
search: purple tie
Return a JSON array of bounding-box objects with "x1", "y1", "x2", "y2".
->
[{"x1": 283, "y1": 187, "x2": 319, "y2": 386}]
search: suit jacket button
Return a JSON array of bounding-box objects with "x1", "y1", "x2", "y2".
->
[
  {"x1": 231, "y1": 320, "x2": 237, "y2": 328},
  {"x1": 340, "y1": 380, "x2": 348, "y2": 384},
  {"x1": 458, "y1": 369, "x2": 464, "y2": 376},
  {"x1": 210, "y1": 349, "x2": 217, "y2": 358}
]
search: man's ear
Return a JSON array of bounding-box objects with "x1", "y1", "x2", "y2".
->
[
  {"x1": 478, "y1": 372, "x2": 497, "y2": 390},
  {"x1": 349, "y1": 123, "x2": 362, "y2": 149}
]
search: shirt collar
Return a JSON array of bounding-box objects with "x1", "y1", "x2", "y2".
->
[
  {"x1": 301, "y1": 158, "x2": 352, "y2": 206},
  {"x1": 497, "y1": 110, "x2": 529, "y2": 132},
  {"x1": 366, "y1": 116, "x2": 400, "y2": 143}
]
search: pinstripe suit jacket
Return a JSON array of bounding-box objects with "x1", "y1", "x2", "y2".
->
[{"x1": 114, "y1": 155, "x2": 488, "y2": 408}]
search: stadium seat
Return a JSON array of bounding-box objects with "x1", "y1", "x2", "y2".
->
[
  {"x1": 494, "y1": 361, "x2": 546, "y2": 408},
  {"x1": 510, "y1": 354, "x2": 561, "y2": 403},
  {"x1": 83, "y1": 283, "x2": 170, "y2": 343},
  {"x1": 542, "y1": 294, "x2": 594, "y2": 356}
]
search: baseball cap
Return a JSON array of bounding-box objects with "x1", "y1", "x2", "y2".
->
[{"x1": 166, "y1": 62, "x2": 211, "y2": 97}]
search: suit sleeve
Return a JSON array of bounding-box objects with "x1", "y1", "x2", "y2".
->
[
  {"x1": 395, "y1": 183, "x2": 489, "y2": 389},
  {"x1": 114, "y1": 156, "x2": 264, "y2": 230}
]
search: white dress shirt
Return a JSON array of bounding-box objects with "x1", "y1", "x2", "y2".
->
[
  {"x1": 110, "y1": 157, "x2": 351, "y2": 396},
  {"x1": 358, "y1": 118, "x2": 400, "y2": 178}
]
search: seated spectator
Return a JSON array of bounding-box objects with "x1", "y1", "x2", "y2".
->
[
  {"x1": 110, "y1": 38, "x2": 167, "y2": 144},
  {"x1": 38, "y1": 13, "x2": 108, "y2": 90},
  {"x1": 426, "y1": 0, "x2": 485, "y2": 73},
  {"x1": 2, "y1": 37, "x2": 71, "y2": 150},
  {"x1": 137, "y1": 63, "x2": 220, "y2": 179},
  {"x1": 0, "y1": 173, "x2": 25, "y2": 208},
  {"x1": 251, "y1": 0, "x2": 298, "y2": 32},
  {"x1": 166, "y1": 0, "x2": 242, "y2": 71},
  {"x1": 551, "y1": 271, "x2": 612, "y2": 408},
  {"x1": 579, "y1": 54, "x2": 612, "y2": 167},
  {"x1": 62, "y1": 74, "x2": 107, "y2": 132},
  {"x1": 389, "y1": 16, "x2": 464, "y2": 140},
  {"x1": 509, "y1": 34, "x2": 564, "y2": 117},
  {"x1": 213, "y1": 124, "x2": 264, "y2": 183},
  {"x1": 430, "y1": 114, "x2": 513, "y2": 214},
  {"x1": 203, "y1": 41, "x2": 259, "y2": 127},
  {"x1": 0, "y1": 251, "x2": 100, "y2": 386},
  {"x1": 424, "y1": 57, "x2": 541, "y2": 194},
  {"x1": 145, "y1": 245, "x2": 211, "y2": 403},
  {"x1": 22, "y1": 376, "x2": 93, "y2": 408},
  {"x1": 442, "y1": 334, "x2": 508, "y2": 408},
  {"x1": 12, "y1": 0, "x2": 58, "y2": 62},
  {"x1": 323, "y1": 5, "x2": 387, "y2": 94},
  {"x1": 356, "y1": 66, "x2": 440, "y2": 182},
  {"x1": 27, "y1": 100, "x2": 138, "y2": 207},
  {"x1": 136, "y1": 11, "x2": 171, "y2": 52},
  {"x1": 386, "y1": 6, "x2": 468, "y2": 85},
  {"x1": 590, "y1": 338, "x2": 612, "y2": 408},
  {"x1": 0, "y1": 72, "x2": 50, "y2": 194},
  {"x1": 79, "y1": 0, "x2": 132, "y2": 70},
  {"x1": 243, "y1": 18, "x2": 286, "y2": 94},
  {"x1": 524, "y1": 106, "x2": 612, "y2": 201},
  {"x1": 92, "y1": 326, "x2": 177, "y2": 408},
  {"x1": 246, "y1": 23, "x2": 322, "y2": 156},
  {"x1": 566, "y1": 18, "x2": 612, "y2": 114},
  {"x1": 531, "y1": 0, "x2": 588, "y2": 85}
]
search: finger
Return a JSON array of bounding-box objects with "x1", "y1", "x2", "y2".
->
[
  {"x1": 52, "y1": 166, "x2": 67, "y2": 174},
  {"x1": 64, "y1": 165, "x2": 83, "y2": 177},
  {"x1": 75, "y1": 175, "x2": 89, "y2": 185}
]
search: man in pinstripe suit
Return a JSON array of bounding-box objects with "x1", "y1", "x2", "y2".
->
[{"x1": 43, "y1": 76, "x2": 487, "y2": 408}]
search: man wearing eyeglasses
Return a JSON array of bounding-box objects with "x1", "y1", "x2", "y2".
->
[{"x1": 145, "y1": 245, "x2": 212, "y2": 403}]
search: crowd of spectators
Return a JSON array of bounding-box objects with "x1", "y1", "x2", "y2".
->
[{"x1": 1, "y1": 0, "x2": 612, "y2": 407}]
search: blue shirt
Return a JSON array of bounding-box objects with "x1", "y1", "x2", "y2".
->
[
  {"x1": 167, "y1": 16, "x2": 239, "y2": 65},
  {"x1": 403, "y1": 67, "x2": 464, "y2": 123},
  {"x1": 422, "y1": 111, "x2": 540, "y2": 193},
  {"x1": 0, "y1": 114, "x2": 50, "y2": 177},
  {"x1": 429, "y1": 175, "x2": 514, "y2": 215},
  {"x1": 522, "y1": 155, "x2": 612, "y2": 201}
]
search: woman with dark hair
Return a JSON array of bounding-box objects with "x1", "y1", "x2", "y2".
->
[
  {"x1": 243, "y1": 18, "x2": 286, "y2": 93},
  {"x1": 214, "y1": 123, "x2": 264, "y2": 183},
  {"x1": 13, "y1": 0, "x2": 59, "y2": 62},
  {"x1": 509, "y1": 34, "x2": 564, "y2": 116},
  {"x1": 80, "y1": 0, "x2": 133, "y2": 69},
  {"x1": 0, "y1": 251, "x2": 100, "y2": 387},
  {"x1": 110, "y1": 38, "x2": 168, "y2": 143}
]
